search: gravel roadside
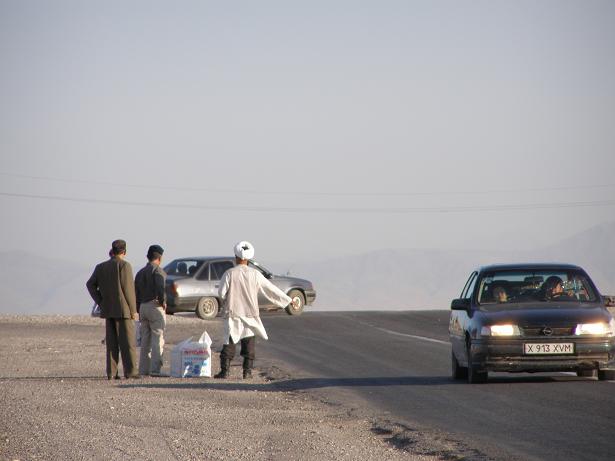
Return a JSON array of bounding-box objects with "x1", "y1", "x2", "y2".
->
[{"x1": 0, "y1": 315, "x2": 443, "y2": 461}]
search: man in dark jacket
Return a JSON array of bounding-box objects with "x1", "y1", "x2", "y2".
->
[
  {"x1": 135, "y1": 244, "x2": 167, "y2": 376},
  {"x1": 86, "y1": 239, "x2": 139, "y2": 379}
]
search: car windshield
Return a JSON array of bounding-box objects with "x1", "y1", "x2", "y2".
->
[
  {"x1": 477, "y1": 270, "x2": 597, "y2": 306},
  {"x1": 164, "y1": 259, "x2": 204, "y2": 276}
]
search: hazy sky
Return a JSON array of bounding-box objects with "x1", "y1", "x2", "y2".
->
[{"x1": 1, "y1": 0, "x2": 614, "y2": 267}]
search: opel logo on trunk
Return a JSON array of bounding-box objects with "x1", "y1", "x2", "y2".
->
[{"x1": 542, "y1": 327, "x2": 553, "y2": 336}]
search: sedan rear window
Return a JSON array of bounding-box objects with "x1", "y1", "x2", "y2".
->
[
  {"x1": 165, "y1": 259, "x2": 204, "y2": 276},
  {"x1": 477, "y1": 270, "x2": 597, "y2": 305}
]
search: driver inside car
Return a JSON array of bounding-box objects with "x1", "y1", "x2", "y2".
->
[{"x1": 542, "y1": 276, "x2": 571, "y2": 301}]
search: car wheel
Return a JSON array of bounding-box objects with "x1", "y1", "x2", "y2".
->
[
  {"x1": 451, "y1": 350, "x2": 468, "y2": 380},
  {"x1": 598, "y1": 369, "x2": 615, "y2": 381},
  {"x1": 576, "y1": 369, "x2": 596, "y2": 378},
  {"x1": 285, "y1": 290, "x2": 305, "y2": 316},
  {"x1": 195, "y1": 297, "x2": 219, "y2": 320},
  {"x1": 466, "y1": 342, "x2": 488, "y2": 384}
]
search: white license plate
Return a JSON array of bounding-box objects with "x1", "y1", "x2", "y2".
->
[{"x1": 524, "y1": 343, "x2": 574, "y2": 354}]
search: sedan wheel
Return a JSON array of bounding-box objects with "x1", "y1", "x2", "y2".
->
[
  {"x1": 598, "y1": 369, "x2": 615, "y2": 381},
  {"x1": 196, "y1": 297, "x2": 219, "y2": 320},
  {"x1": 467, "y1": 342, "x2": 488, "y2": 384},
  {"x1": 576, "y1": 369, "x2": 596, "y2": 378},
  {"x1": 285, "y1": 290, "x2": 305, "y2": 316},
  {"x1": 451, "y1": 350, "x2": 468, "y2": 380}
]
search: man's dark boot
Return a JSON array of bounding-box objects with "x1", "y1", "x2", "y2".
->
[
  {"x1": 243, "y1": 359, "x2": 254, "y2": 380},
  {"x1": 214, "y1": 359, "x2": 230, "y2": 379}
]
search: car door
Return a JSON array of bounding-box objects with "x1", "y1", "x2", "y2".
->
[
  {"x1": 192, "y1": 263, "x2": 214, "y2": 297},
  {"x1": 450, "y1": 271, "x2": 477, "y2": 364},
  {"x1": 209, "y1": 260, "x2": 235, "y2": 298},
  {"x1": 171, "y1": 259, "x2": 207, "y2": 299}
]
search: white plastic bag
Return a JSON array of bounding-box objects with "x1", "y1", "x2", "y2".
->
[
  {"x1": 90, "y1": 303, "x2": 101, "y2": 318},
  {"x1": 135, "y1": 320, "x2": 141, "y2": 347},
  {"x1": 170, "y1": 331, "x2": 212, "y2": 378}
]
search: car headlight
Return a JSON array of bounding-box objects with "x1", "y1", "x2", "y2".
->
[
  {"x1": 574, "y1": 321, "x2": 614, "y2": 336},
  {"x1": 481, "y1": 325, "x2": 521, "y2": 336}
]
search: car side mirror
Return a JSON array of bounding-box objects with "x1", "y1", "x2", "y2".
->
[
  {"x1": 451, "y1": 298, "x2": 471, "y2": 310},
  {"x1": 603, "y1": 295, "x2": 615, "y2": 307}
]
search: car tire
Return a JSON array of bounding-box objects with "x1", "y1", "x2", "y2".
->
[
  {"x1": 195, "y1": 297, "x2": 219, "y2": 320},
  {"x1": 576, "y1": 369, "x2": 596, "y2": 378},
  {"x1": 466, "y1": 342, "x2": 488, "y2": 384},
  {"x1": 598, "y1": 369, "x2": 615, "y2": 381},
  {"x1": 451, "y1": 350, "x2": 468, "y2": 380},
  {"x1": 285, "y1": 290, "x2": 305, "y2": 316}
]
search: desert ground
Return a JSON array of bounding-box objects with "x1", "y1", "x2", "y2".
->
[{"x1": 0, "y1": 314, "x2": 463, "y2": 461}]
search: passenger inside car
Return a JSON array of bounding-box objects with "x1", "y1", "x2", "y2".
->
[
  {"x1": 177, "y1": 262, "x2": 188, "y2": 276},
  {"x1": 478, "y1": 282, "x2": 510, "y2": 304},
  {"x1": 492, "y1": 285, "x2": 508, "y2": 303}
]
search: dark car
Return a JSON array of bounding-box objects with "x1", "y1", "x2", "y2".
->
[
  {"x1": 449, "y1": 263, "x2": 615, "y2": 383},
  {"x1": 163, "y1": 257, "x2": 316, "y2": 319}
]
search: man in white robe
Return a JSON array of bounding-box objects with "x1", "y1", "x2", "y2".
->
[{"x1": 214, "y1": 241, "x2": 296, "y2": 379}]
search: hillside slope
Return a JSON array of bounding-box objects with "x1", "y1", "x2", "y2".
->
[{"x1": 2, "y1": 222, "x2": 614, "y2": 313}]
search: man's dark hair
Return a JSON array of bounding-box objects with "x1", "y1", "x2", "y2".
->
[
  {"x1": 111, "y1": 239, "x2": 127, "y2": 255},
  {"x1": 147, "y1": 244, "x2": 164, "y2": 261}
]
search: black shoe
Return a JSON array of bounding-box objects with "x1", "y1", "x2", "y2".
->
[
  {"x1": 126, "y1": 375, "x2": 141, "y2": 379},
  {"x1": 242, "y1": 358, "x2": 254, "y2": 380},
  {"x1": 107, "y1": 374, "x2": 120, "y2": 380},
  {"x1": 214, "y1": 369, "x2": 229, "y2": 379},
  {"x1": 215, "y1": 358, "x2": 231, "y2": 379}
]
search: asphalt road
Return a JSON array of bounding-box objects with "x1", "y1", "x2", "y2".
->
[{"x1": 258, "y1": 310, "x2": 615, "y2": 461}]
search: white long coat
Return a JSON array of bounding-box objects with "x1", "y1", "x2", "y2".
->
[{"x1": 218, "y1": 264, "x2": 292, "y2": 344}]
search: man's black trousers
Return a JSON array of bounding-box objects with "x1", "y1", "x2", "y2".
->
[{"x1": 220, "y1": 336, "x2": 255, "y2": 362}]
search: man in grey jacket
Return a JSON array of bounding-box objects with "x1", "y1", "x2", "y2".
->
[
  {"x1": 135, "y1": 244, "x2": 167, "y2": 376},
  {"x1": 86, "y1": 240, "x2": 139, "y2": 379}
]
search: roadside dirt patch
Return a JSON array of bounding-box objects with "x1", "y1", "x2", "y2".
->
[
  {"x1": 0, "y1": 315, "x2": 443, "y2": 460},
  {"x1": 368, "y1": 420, "x2": 494, "y2": 461}
]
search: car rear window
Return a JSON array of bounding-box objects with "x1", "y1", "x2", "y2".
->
[
  {"x1": 477, "y1": 270, "x2": 597, "y2": 305},
  {"x1": 165, "y1": 259, "x2": 204, "y2": 276}
]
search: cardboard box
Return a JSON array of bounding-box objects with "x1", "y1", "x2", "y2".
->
[{"x1": 170, "y1": 331, "x2": 212, "y2": 377}]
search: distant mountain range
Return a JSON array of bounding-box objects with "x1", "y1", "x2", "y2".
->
[
  {"x1": 0, "y1": 251, "x2": 93, "y2": 314},
  {"x1": 279, "y1": 220, "x2": 615, "y2": 310},
  {"x1": 2, "y1": 221, "x2": 614, "y2": 314}
]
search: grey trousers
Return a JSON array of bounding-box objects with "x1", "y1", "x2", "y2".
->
[
  {"x1": 138, "y1": 302, "x2": 166, "y2": 375},
  {"x1": 106, "y1": 318, "x2": 138, "y2": 378}
]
